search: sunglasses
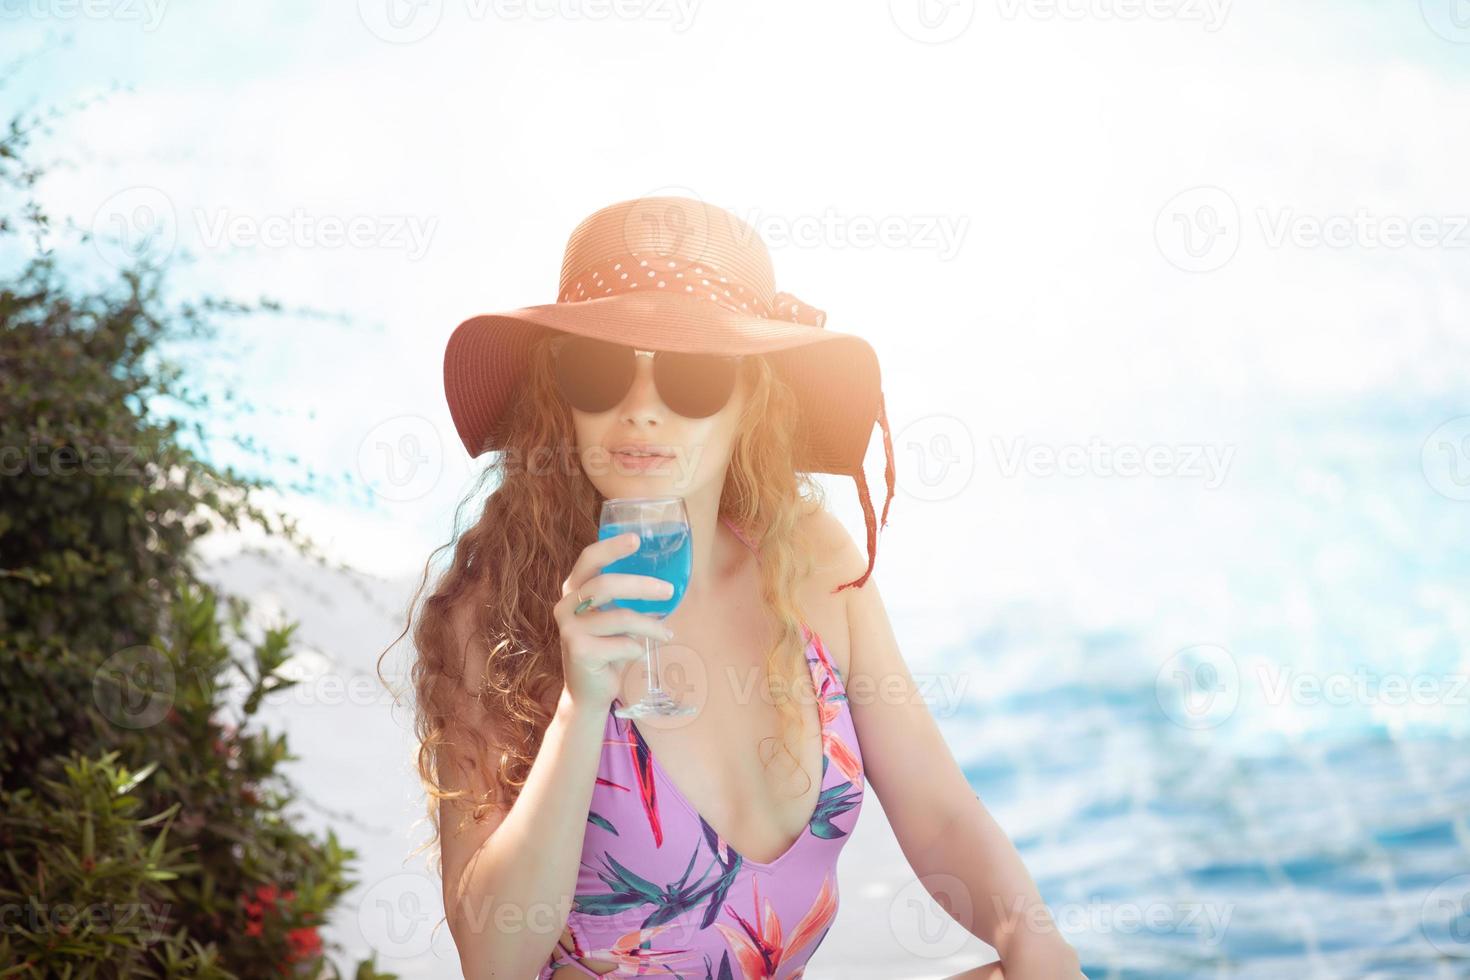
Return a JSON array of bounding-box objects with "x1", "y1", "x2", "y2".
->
[{"x1": 550, "y1": 335, "x2": 744, "y2": 419}]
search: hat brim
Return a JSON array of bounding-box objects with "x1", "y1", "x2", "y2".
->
[{"x1": 443, "y1": 291, "x2": 882, "y2": 475}]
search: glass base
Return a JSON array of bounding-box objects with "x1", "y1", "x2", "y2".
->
[{"x1": 613, "y1": 689, "x2": 698, "y2": 718}]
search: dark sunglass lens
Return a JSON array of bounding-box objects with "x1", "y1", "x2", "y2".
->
[
  {"x1": 654, "y1": 351, "x2": 738, "y2": 418},
  {"x1": 553, "y1": 337, "x2": 634, "y2": 413}
]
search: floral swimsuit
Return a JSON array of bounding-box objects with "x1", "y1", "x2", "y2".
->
[{"x1": 538, "y1": 516, "x2": 866, "y2": 979}]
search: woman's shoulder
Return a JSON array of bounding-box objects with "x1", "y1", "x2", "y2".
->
[
  {"x1": 792, "y1": 504, "x2": 872, "y2": 681},
  {"x1": 794, "y1": 502, "x2": 871, "y2": 588}
]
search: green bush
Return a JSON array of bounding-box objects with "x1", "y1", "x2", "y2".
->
[{"x1": 0, "y1": 96, "x2": 395, "y2": 979}]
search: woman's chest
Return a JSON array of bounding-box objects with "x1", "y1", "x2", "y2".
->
[{"x1": 609, "y1": 571, "x2": 851, "y2": 865}]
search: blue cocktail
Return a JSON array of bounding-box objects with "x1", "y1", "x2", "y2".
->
[
  {"x1": 597, "y1": 519, "x2": 691, "y2": 618},
  {"x1": 599, "y1": 496, "x2": 696, "y2": 718}
]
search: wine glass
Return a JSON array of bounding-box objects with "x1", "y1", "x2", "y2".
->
[{"x1": 598, "y1": 496, "x2": 697, "y2": 718}]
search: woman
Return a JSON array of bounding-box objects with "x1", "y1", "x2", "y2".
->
[{"x1": 400, "y1": 196, "x2": 1082, "y2": 978}]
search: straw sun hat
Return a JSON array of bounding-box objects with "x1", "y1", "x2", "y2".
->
[{"x1": 442, "y1": 195, "x2": 894, "y2": 590}]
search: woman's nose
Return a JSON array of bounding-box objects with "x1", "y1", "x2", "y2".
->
[{"x1": 618, "y1": 352, "x2": 664, "y2": 421}]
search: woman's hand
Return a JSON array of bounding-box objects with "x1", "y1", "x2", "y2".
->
[{"x1": 556, "y1": 531, "x2": 677, "y2": 709}]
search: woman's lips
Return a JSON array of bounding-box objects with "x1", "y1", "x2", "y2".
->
[{"x1": 611, "y1": 449, "x2": 674, "y2": 473}]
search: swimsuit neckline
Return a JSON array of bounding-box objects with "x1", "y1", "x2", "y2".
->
[{"x1": 611, "y1": 623, "x2": 839, "y2": 873}]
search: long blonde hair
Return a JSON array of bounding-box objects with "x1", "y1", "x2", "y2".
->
[{"x1": 381, "y1": 331, "x2": 836, "y2": 875}]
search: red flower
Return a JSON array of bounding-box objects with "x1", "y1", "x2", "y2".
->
[
  {"x1": 245, "y1": 919, "x2": 263, "y2": 938},
  {"x1": 286, "y1": 926, "x2": 322, "y2": 962},
  {"x1": 255, "y1": 883, "x2": 279, "y2": 905}
]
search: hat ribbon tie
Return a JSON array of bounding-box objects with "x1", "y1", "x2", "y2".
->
[{"x1": 559, "y1": 251, "x2": 826, "y2": 328}]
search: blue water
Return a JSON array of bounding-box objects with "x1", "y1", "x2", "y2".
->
[
  {"x1": 928, "y1": 397, "x2": 1470, "y2": 978},
  {"x1": 597, "y1": 520, "x2": 692, "y2": 618},
  {"x1": 957, "y1": 650, "x2": 1470, "y2": 977}
]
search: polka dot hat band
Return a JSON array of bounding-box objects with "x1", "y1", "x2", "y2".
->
[{"x1": 557, "y1": 251, "x2": 829, "y2": 328}]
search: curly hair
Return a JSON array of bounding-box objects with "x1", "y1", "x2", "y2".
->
[{"x1": 379, "y1": 330, "x2": 848, "y2": 881}]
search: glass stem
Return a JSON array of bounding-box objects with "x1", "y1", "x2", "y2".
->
[{"x1": 645, "y1": 635, "x2": 664, "y2": 696}]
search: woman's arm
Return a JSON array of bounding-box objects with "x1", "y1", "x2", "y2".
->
[
  {"x1": 810, "y1": 513, "x2": 1084, "y2": 979},
  {"x1": 438, "y1": 602, "x2": 608, "y2": 980}
]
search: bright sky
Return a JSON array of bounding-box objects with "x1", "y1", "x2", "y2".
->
[{"x1": 7, "y1": 0, "x2": 1470, "y2": 736}]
